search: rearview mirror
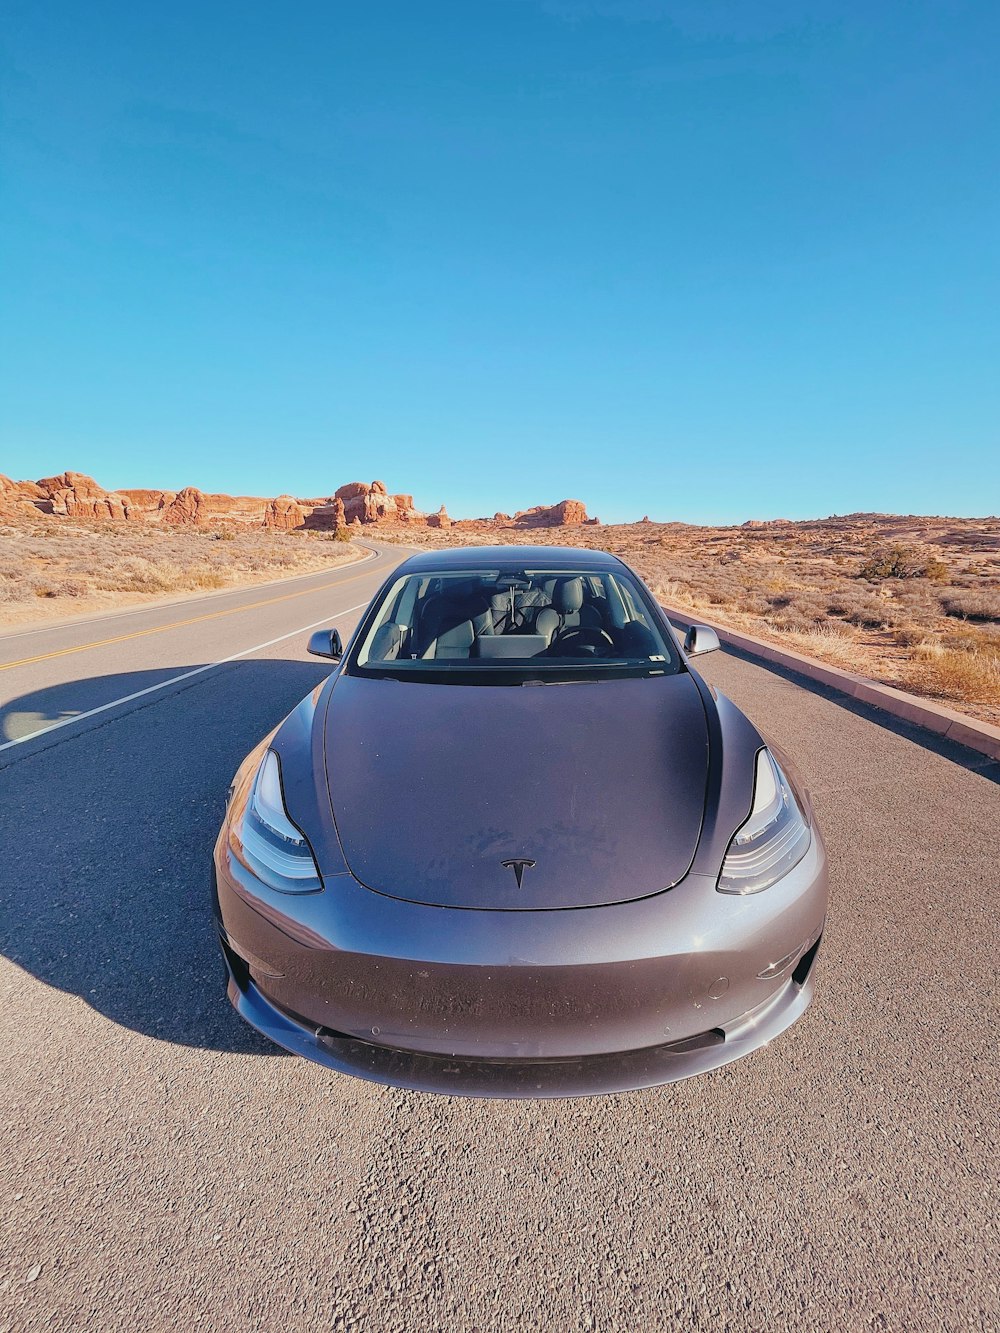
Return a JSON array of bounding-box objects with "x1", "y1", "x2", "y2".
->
[
  {"x1": 307, "y1": 628, "x2": 344, "y2": 660},
  {"x1": 684, "y1": 625, "x2": 721, "y2": 656}
]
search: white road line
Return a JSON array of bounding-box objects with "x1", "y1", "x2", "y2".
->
[{"x1": 0, "y1": 600, "x2": 370, "y2": 754}]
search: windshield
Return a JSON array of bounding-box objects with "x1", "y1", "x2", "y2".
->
[{"x1": 348, "y1": 565, "x2": 682, "y2": 683}]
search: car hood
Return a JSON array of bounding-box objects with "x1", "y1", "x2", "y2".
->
[{"x1": 323, "y1": 672, "x2": 709, "y2": 910}]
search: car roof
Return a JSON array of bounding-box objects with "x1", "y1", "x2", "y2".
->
[{"x1": 396, "y1": 545, "x2": 625, "y2": 574}]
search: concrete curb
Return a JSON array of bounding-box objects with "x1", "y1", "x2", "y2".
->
[{"x1": 663, "y1": 605, "x2": 1000, "y2": 764}]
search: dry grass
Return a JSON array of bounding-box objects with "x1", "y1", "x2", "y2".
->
[
  {"x1": 378, "y1": 510, "x2": 1000, "y2": 725},
  {"x1": 4, "y1": 501, "x2": 998, "y2": 724},
  {"x1": 0, "y1": 512, "x2": 360, "y2": 627},
  {"x1": 909, "y1": 641, "x2": 1000, "y2": 705}
]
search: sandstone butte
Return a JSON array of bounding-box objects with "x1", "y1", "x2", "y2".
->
[{"x1": 0, "y1": 472, "x2": 596, "y2": 532}]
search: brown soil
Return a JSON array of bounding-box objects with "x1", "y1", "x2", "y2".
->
[{"x1": 0, "y1": 512, "x2": 360, "y2": 629}]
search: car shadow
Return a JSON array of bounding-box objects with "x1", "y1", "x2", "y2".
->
[{"x1": 0, "y1": 659, "x2": 334, "y2": 1055}]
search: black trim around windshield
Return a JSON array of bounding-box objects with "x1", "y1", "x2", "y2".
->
[
  {"x1": 350, "y1": 661, "x2": 679, "y2": 686},
  {"x1": 343, "y1": 562, "x2": 685, "y2": 686}
]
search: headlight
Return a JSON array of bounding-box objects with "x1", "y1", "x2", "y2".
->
[
  {"x1": 717, "y1": 748, "x2": 810, "y2": 895},
  {"x1": 229, "y1": 750, "x2": 322, "y2": 893}
]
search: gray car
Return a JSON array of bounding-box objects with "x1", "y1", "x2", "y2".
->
[{"x1": 213, "y1": 546, "x2": 827, "y2": 1097}]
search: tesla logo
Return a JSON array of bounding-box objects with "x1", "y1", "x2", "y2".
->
[{"x1": 501, "y1": 858, "x2": 536, "y2": 889}]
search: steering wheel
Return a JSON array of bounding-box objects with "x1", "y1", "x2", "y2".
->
[{"x1": 551, "y1": 626, "x2": 617, "y2": 656}]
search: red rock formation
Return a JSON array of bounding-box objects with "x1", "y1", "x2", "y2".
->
[
  {"x1": 300, "y1": 494, "x2": 348, "y2": 531},
  {"x1": 37, "y1": 472, "x2": 134, "y2": 521},
  {"x1": 35, "y1": 472, "x2": 75, "y2": 494},
  {"x1": 119, "y1": 488, "x2": 272, "y2": 522},
  {"x1": 263, "y1": 495, "x2": 306, "y2": 530},
  {"x1": 15, "y1": 479, "x2": 48, "y2": 503},
  {"x1": 427, "y1": 505, "x2": 451, "y2": 529},
  {"x1": 0, "y1": 474, "x2": 25, "y2": 516},
  {"x1": 118, "y1": 489, "x2": 169, "y2": 514},
  {"x1": 204, "y1": 493, "x2": 271, "y2": 517},
  {"x1": 11, "y1": 470, "x2": 439, "y2": 530},
  {"x1": 334, "y1": 480, "x2": 423, "y2": 524},
  {"x1": 162, "y1": 486, "x2": 207, "y2": 525},
  {"x1": 513, "y1": 499, "x2": 590, "y2": 527}
]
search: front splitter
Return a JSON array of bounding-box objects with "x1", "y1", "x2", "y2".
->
[{"x1": 224, "y1": 959, "x2": 816, "y2": 1099}]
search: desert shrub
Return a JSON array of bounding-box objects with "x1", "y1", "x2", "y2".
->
[
  {"x1": 858, "y1": 546, "x2": 928, "y2": 580},
  {"x1": 844, "y1": 603, "x2": 892, "y2": 630},
  {"x1": 189, "y1": 569, "x2": 228, "y2": 589},
  {"x1": 770, "y1": 610, "x2": 819, "y2": 633},
  {"x1": 923, "y1": 557, "x2": 950, "y2": 583},
  {"x1": 911, "y1": 642, "x2": 1000, "y2": 704},
  {"x1": 329, "y1": 529, "x2": 352, "y2": 542},
  {"x1": 57, "y1": 579, "x2": 88, "y2": 597},
  {"x1": 941, "y1": 628, "x2": 989, "y2": 652},
  {"x1": 891, "y1": 582, "x2": 940, "y2": 614},
  {"x1": 792, "y1": 593, "x2": 830, "y2": 621},
  {"x1": 941, "y1": 591, "x2": 1000, "y2": 623},
  {"x1": 893, "y1": 627, "x2": 930, "y2": 648}
]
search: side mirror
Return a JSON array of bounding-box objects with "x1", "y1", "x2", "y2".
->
[
  {"x1": 307, "y1": 628, "x2": 344, "y2": 660},
  {"x1": 684, "y1": 625, "x2": 720, "y2": 656}
]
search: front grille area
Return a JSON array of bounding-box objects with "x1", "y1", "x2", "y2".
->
[
  {"x1": 313, "y1": 1020, "x2": 725, "y2": 1066},
  {"x1": 793, "y1": 934, "x2": 822, "y2": 987}
]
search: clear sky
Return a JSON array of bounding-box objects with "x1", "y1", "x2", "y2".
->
[{"x1": 2, "y1": 1, "x2": 998, "y2": 524}]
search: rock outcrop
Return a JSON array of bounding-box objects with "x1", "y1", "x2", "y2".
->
[
  {"x1": 0, "y1": 474, "x2": 30, "y2": 517},
  {"x1": 513, "y1": 499, "x2": 591, "y2": 527},
  {"x1": 301, "y1": 494, "x2": 349, "y2": 531},
  {"x1": 334, "y1": 480, "x2": 423, "y2": 525},
  {"x1": 37, "y1": 472, "x2": 134, "y2": 521},
  {"x1": 162, "y1": 486, "x2": 207, "y2": 525},
  {"x1": 263, "y1": 495, "x2": 307, "y2": 531},
  {"x1": 14, "y1": 479, "x2": 48, "y2": 503},
  {"x1": 426, "y1": 505, "x2": 452, "y2": 529},
  {"x1": 203, "y1": 493, "x2": 271, "y2": 517},
  {"x1": 118, "y1": 488, "x2": 173, "y2": 516},
  {"x1": 7, "y1": 468, "x2": 598, "y2": 535}
]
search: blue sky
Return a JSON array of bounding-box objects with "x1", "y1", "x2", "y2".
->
[{"x1": 2, "y1": 1, "x2": 997, "y2": 523}]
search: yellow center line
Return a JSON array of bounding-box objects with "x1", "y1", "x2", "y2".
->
[{"x1": 0, "y1": 566, "x2": 380, "y2": 673}]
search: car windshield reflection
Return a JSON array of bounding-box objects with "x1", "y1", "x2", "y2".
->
[{"x1": 349, "y1": 566, "x2": 681, "y2": 683}]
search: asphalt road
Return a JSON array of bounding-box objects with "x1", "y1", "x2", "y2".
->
[{"x1": 1, "y1": 542, "x2": 997, "y2": 1332}]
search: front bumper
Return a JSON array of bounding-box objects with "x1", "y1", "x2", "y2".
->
[{"x1": 213, "y1": 829, "x2": 827, "y2": 1098}]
